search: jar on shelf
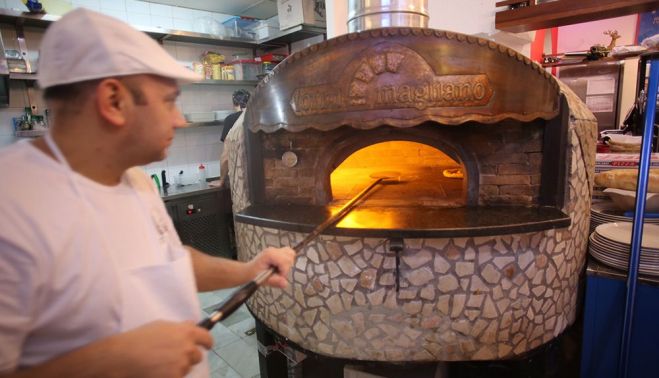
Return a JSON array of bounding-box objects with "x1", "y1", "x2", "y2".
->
[
  {"x1": 222, "y1": 65, "x2": 235, "y2": 80},
  {"x1": 211, "y1": 64, "x2": 222, "y2": 80}
]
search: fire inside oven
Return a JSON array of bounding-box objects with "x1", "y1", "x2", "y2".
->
[{"x1": 330, "y1": 141, "x2": 464, "y2": 207}]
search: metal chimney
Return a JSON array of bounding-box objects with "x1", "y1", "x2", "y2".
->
[{"x1": 347, "y1": 0, "x2": 429, "y2": 32}]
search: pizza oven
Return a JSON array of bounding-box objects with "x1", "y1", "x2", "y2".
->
[{"x1": 224, "y1": 26, "x2": 597, "y2": 366}]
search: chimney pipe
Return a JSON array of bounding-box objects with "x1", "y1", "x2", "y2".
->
[{"x1": 347, "y1": 0, "x2": 429, "y2": 33}]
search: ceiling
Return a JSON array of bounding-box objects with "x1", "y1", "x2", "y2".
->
[{"x1": 139, "y1": 0, "x2": 279, "y2": 19}]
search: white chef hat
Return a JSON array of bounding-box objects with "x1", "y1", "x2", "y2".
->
[{"x1": 37, "y1": 8, "x2": 200, "y2": 89}]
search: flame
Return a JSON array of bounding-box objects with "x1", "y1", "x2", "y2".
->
[{"x1": 329, "y1": 140, "x2": 466, "y2": 212}]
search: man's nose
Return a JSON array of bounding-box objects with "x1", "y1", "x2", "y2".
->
[{"x1": 173, "y1": 108, "x2": 187, "y2": 128}]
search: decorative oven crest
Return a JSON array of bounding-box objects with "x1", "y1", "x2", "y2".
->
[{"x1": 290, "y1": 44, "x2": 494, "y2": 116}]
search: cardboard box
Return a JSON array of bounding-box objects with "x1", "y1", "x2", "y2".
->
[
  {"x1": 277, "y1": 0, "x2": 325, "y2": 30},
  {"x1": 595, "y1": 153, "x2": 659, "y2": 173}
]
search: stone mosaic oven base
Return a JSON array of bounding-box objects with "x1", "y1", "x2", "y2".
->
[{"x1": 224, "y1": 27, "x2": 597, "y2": 364}]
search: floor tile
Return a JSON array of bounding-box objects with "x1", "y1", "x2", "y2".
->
[
  {"x1": 227, "y1": 316, "x2": 256, "y2": 339},
  {"x1": 211, "y1": 322, "x2": 241, "y2": 351},
  {"x1": 208, "y1": 350, "x2": 242, "y2": 378},
  {"x1": 198, "y1": 291, "x2": 224, "y2": 311},
  {"x1": 215, "y1": 338, "x2": 261, "y2": 378}
]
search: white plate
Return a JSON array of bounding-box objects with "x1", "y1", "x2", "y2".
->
[
  {"x1": 603, "y1": 188, "x2": 659, "y2": 212},
  {"x1": 595, "y1": 222, "x2": 659, "y2": 249}
]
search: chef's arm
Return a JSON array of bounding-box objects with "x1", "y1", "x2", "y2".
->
[
  {"x1": 1, "y1": 321, "x2": 212, "y2": 378},
  {"x1": 187, "y1": 246, "x2": 295, "y2": 292}
]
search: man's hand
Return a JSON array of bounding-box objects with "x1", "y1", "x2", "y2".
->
[
  {"x1": 247, "y1": 247, "x2": 295, "y2": 288},
  {"x1": 115, "y1": 320, "x2": 213, "y2": 378},
  {"x1": 5, "y1": 320, "x2": 213, "y2": 378}
]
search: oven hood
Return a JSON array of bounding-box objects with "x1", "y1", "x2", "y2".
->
[{"x1": 138, "y1": 0, "x2": 278, "y2": 19}]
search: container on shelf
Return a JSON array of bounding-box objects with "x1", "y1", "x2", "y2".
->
[
  {"x1": 232, "y1": 59, "x2": 261, "y2": 80},
  {"x1": 277, "y1": 0, "x2": 326, "y2": 30},
  {"x1": 260, "y1": 53, "x2": 287, "y2": 63},
  {"x1": 211, "y1": 64, "x2": 222, "y2": 80},
  {"x1": 192, "y1": 62, "x2": 205, "y2": 77},
  {"x1": 222, "y1": 16, "x2": 258, "y2": 40},
  {"x1": 251, "y1": 20, "x2": 280, "y2": 39},
  {"x1": 262, "y1": 62, "x2": 275, "y2": 74},
  {"x1": 221, "y1": 65, "x2": 235, "y2": 80}
]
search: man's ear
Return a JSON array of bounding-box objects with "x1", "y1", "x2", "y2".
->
[{"x1": 95, "y1": 78, "x2": 130, "y2": 127}]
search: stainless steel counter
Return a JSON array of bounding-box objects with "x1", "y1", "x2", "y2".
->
[{"x1": 159, "y1": 182, "x2": 222, "y2": 201}]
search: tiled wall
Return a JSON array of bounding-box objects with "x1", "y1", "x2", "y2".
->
[
  {"x1": 0, "y1": 0, "x2": 236, "y2": 32},
  {"x1": 0, "y1": 0, "x2": 256, "y2": 184}
]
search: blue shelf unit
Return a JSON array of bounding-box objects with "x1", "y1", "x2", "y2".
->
[{"x1": 580, "y1": 52, "x2": 659, "y2": 378}]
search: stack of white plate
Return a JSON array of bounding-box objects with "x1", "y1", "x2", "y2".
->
[
  {"x1": 590, "y1": 201, "x2": 659, "y2": 234},
  {"x1": 589, "y1": 222, "x2": 659, "y2": 277}
]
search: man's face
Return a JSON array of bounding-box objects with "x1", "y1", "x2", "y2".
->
[{"x1": 122, "y1": 75, "x2": 186, "y2": 165}]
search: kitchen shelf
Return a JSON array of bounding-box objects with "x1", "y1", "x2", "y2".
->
[
  {"x1": 15, "y1": 128, "x2": 46, "y2": 137},
  {"x1": 0, "y1": 8, "x2": 325, "y2": 50},
  {"x1": 185, "y1": 120, "x2": 223, "y2": 127},
  {"x1": 495, "y1": 0, "x2": 658, "y2": 33},
  {"x1": 258, "y1": 24, "x2": 326, "y2": 47}
]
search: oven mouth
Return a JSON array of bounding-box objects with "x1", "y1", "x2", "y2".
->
[{"x1": 330, "y1": 141, "x2": 466, "y2": 208}]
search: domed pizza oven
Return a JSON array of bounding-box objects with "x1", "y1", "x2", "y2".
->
[{"x1": 224, "y1": 27, "x2": 597, "y2": 367}]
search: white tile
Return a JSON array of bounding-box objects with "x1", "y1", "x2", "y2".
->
[
  {"x1": 126, "y1": 12, "x2": 150, "y2": 27},
  {"x1": 125, "y1": 0, "x2": 148, "y2": 13},
  {"x1": 149, "y1": 2, "x2": 172, "y2": 17},
  {"x1": 171, "y1": 128, "x2": 188, "y2": 148},
  {"x1": 72, "y1": 0, "x2": 100, "y2": 11},
  {"x1": 150, "y1": 14, "x2": 173, "y2": 29},
  {"x1": 174, "y1": 43, "x2": 205, "y2": 62},
  {"x1": 186, "y1": 127, "x2": 215, "y2": 147},
  {"x1": 198, "y1": 127, "x2": 222, "y2": 145},
  {"x1": 0, "y1": 109, "x2": 25, "y2": 135},
  {"x1": 0, "y1": 119, "x2": 14, "y2": 136},
  {"x1": 165, "y1": 146, "x2": 189, "y2": 167},
  {"x1": 99, "y1": 0, "x2": 124, "y2": 12},
  {"x1": 0, "y1": 135, "x2": 18, "y2": 148},
  {"x1": 194, "y1": 144, "x2": 220, "y2": 164},
  {"x1": 170, "y1": 6, "x2": 197, "y2": 21},
  {"x1": 5, "y1": 0, "x2": 24, "y2": 10},
  {"x1": 173, "y1": 18, "x2": 194, "y2": 32},
  {"x1": 187, "y1": 147, "x2": 207, "y2": 165},
  {"x1": 100, "y1": 8, "x2": 127, "y2": 22}
]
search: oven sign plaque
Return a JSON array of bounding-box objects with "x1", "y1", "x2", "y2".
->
[{"x1": 290, "y1": 46, "x2": 494, "y2": 116}]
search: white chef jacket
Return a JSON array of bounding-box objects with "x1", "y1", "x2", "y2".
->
[{"x1": 0, "y1": 140, "x2": 208, "y2": 376}]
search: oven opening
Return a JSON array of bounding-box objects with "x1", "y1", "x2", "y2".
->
[{"x1": 330, "y1": 140, "x2": 466, "y2": 208}]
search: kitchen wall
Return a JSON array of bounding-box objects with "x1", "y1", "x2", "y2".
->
[{"x1": 0, "y1": 0, "x2": 259, "y2": 184}]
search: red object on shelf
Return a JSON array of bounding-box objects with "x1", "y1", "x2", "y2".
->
[{"x1": 259, "y1": 53, "x2": 287, "y2": 63}]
